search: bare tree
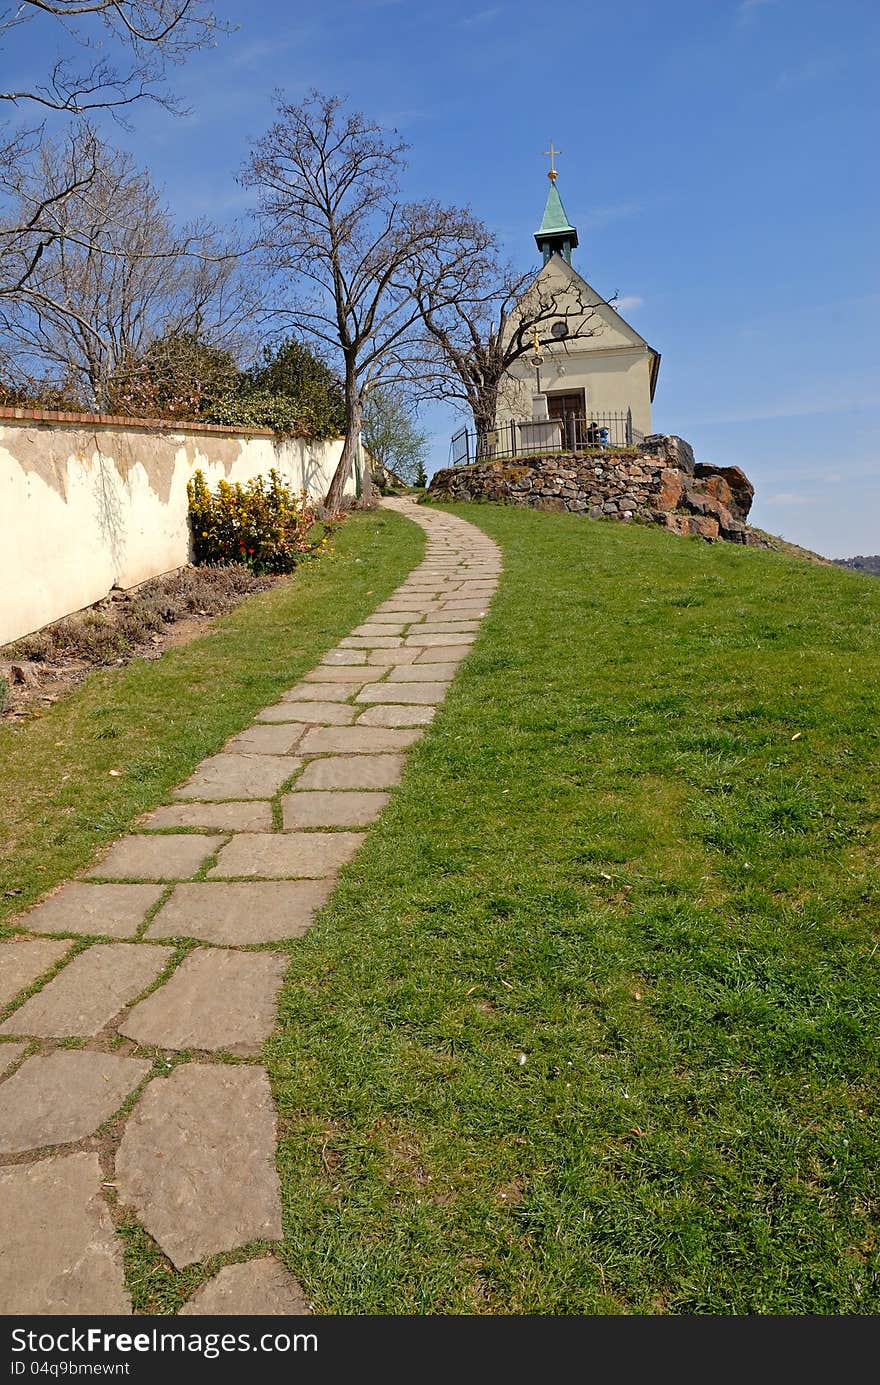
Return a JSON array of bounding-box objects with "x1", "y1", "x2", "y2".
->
[
  {"x1": 0, "y1": 1, "x2": 226, "y2": 310},
  {"x1": 409, "y1": 241, "x2": 604, "y2": 441},
  {"x1": 0, "y1": 129, "x2": 252, "y2": 407},
  {"x1": 243, "y1": 90, "x2": 489, "y2": 511},
  {"x1": 0, "y1": 2, "x2": 223, "y2": 119}
]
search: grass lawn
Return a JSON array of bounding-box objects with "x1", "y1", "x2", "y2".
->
[
  {"x1": 270, "y1": 505, "x2": 880, "y2": 1314},
  {"x1": 0, "y1": 509, "x2": 423, "y2": 927}
]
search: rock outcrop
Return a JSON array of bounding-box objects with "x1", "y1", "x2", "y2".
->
[{"x1": 427, "y1": 435, "x2": 756, "y2": 544}]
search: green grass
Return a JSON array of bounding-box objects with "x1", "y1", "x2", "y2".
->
[
  {"x1": 0, "y1": 510, "x2": 423, "y2": 926},
  {"x1": 268, "y1": 505, "x2": 880, "y2": 1314}
]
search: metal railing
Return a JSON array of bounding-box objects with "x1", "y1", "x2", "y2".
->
[{"x1": 450, "y1": 410, "x2": 640, "y2": 465}]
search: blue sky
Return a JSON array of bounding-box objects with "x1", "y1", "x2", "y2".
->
[{"x1": 8, "y1": 0, "x2": 879, "y2": 556}]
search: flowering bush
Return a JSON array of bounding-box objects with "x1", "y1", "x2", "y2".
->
[{"x1": 187, "y1": 469, "x2": 339, "y2": 574}]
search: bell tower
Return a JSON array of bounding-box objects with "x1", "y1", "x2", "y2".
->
[{"x1": 535, "y1": 143, "x2": 579, "y2": 265}]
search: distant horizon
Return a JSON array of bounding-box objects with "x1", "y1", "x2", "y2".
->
[{"x1": 4, "y1": 0, "x2": 877, "y2": 556}]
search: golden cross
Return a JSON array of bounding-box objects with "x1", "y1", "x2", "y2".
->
[{"x1": 543, "y1": 142, "x2": 562, "y2": 181}]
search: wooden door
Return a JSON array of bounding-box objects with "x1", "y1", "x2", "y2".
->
[{"x1": 546, "y1": 391, "x2": 586, "y2": 448}]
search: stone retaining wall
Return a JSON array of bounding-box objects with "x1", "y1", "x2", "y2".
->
[{"x1": 427, "y1": 435, "x2": 755, "y2": 545}]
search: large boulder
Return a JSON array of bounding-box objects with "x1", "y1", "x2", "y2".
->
[
  {"x1": 693, "y1": 463, "x2": 754, "y2": 521},
  {"x1": 639, "y1": 435, "x2": 696, "y2": 475}
]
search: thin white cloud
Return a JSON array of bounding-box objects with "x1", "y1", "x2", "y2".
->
[
  {"x1": 459, "y1": 7, "x2": 503, "y2": 27},
  {"x1": 736, "y1": 0, "x2": 776, "y2": 25},
  {"x1": 581, "y1": 201, "x2": 643, "y2": 230},
  {"x1": 774, "y1": 57, "x2": 842, "y2": 90},
  {"x1": 763, "y1": 492, "x2": 819, "y2": 507},
  {"x1": 614, "y1": 295, "x2": 644, "y2": 313},
  {"x1": 688, "y1": 391, "x2": 880, "y2": 426}
]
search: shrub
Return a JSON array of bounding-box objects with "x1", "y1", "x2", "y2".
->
[
  {"x1": 105, "y1": 333, "x2": 240, "y2": 420},
  {"x1": 0, "y1": 675, "x2": 8, "y2": 713},
  {"x1": 206, "y1": 389, "x2": 305, "y2": 439},
  {"x1": 206, "y1": 338, "x2": 346, "y2": 442},
  {"x1": 187, "y1": 469, "x2": 336, "y2": 574}
]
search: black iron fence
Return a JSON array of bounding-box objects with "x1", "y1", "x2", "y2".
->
[{"x1": 450, "y1": 410, "x2": 639, "y2": 466}]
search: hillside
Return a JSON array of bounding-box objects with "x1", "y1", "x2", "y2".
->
[
  {"x1": 273, "y1": 505, "x2": 880, "y2": 1314},
  {"x1": 834, "y1": 555, "x2": 880, "y2": 577},
  {"x1": 2, "y1": 505, "x2": 878, "y2": 1314}
]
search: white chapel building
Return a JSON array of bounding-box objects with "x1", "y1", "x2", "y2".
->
[{"x1": 496, "y1": 163, "x2": 660, "y2": 447}]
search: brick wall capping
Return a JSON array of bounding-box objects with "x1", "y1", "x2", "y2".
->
[{"x1": 0, "y1": 404, "x2": 284, "y2": 439}]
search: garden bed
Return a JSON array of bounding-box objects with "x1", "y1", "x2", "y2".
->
[{"x1": 1, "y1": 565, "x2": 283, "y2": 721}]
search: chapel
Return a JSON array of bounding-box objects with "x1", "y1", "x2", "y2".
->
[{"x1": 495, "y1": 150, "x2": 660, "y2": 446}]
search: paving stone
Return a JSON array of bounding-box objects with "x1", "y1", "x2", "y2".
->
[
  {"x1": 386, "y1": 662, "x2": 460, "y2": 682},
  {"x1": 356, "y1": 704, "x2": 436, "y2": 728},
  {"x1": 356, "y1": 681, "x2": 450, "y2": 705},
  {"x1": 0, "y1": 937, "x2": 72, "y2": 1004},
  {"x1": 321, "y1": 647, "x2": 367, "y2": 665},
  {"x1": 415, "y1": 645, "x2": 470, "y2": 664},
  {"x1": 418, "y1": 621, "x2": 481, "y2": 634},
  {"x1": 179, "y1": 1257, "x2": 309, "y2": 1316},
  {"x1": 224, "y1": 724, "x2": 305, "y2": 755},
  {"x1": 375, "y1": 599, "x2": 440, "y2": 612},
  {"x1": 19, "y1": 883, "x2": 164, "y2": 941},
  {"x1": 282, "y1": 680, "x2": 367, "y2": 700},
  {"x1": 295, "y1": 753, "x2": 406, "y2": 790},
  {"x1": 438, "y1": 602, "x2": 489, "y2": 614},
  {"x1": 86, "y1": 834, "x2": 224, "y2": 881},
  {"x1": 121, "y1": 950, "x2": 288, "y2": 1056},
  {"x1": 405, "y1": 631, "x2": 476, "y2": 647},
  {"x1": 140, "y1": 801, "x2": 273, "y2": 832},
  {"x1": 351, "y1": 622, "x2": 409, "y2": 638},
  {"x1": 281, "y1": 790, "x2": 390, "y2": 829},
  {"x1": 0, "y1": 1051, "x2": 149, "y2": 1154},
  {"x1": 208, "y1": 831, "x2": 365, "y2": 879},
  {"x1": 146, "y1": 880, "x2": 334, "y2": 944},
  {"x1": 261, "y1": 700, "x2": 356, "y2": 726},
  {"x1": 298, "y1": 725, "x2": 422, "y2": 754},
  {"x1": 307, "y1": 665, "x2": 373, "y2": 683},
  {"x1": 115, "y1": 1064, "x2": 282, "y2": 1269},
  {"x1": 0, "y1": 943, "x2": 173, "y2": 1038},
  {"x1": 366, "y1": 646, "x2": 419, "y2": 665},
  {"x1": 175, "y1": 754, "x2": 299, "y2": 800},
  {"x1": 0, "y1": 1153, "x2": 130, "y2": 1314},
  {"x1": 366, "y1": 611, "x2": 420, "y2": 625},
  {"x1": 338, "y1": 635, "x2": 403, "y2": 649},
  {"x1": 0, "y1": 1042, "x2": 27, "y2": 1074}
]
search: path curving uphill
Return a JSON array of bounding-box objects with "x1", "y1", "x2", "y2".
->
[{"x1": 0, "y1": 497, "x2": 500, "y2": 1315}]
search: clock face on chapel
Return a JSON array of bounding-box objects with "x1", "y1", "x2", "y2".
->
[{"x1": 551, "y1": 321, "x2": 569, "y2": 340}]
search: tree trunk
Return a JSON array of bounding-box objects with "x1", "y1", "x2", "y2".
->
[
  {"x1": 324, "y1": 361, "x2": 373, "y2": 511},
  {"x1": 472, "y1": 385, "x2": 499, "y2": 459}
]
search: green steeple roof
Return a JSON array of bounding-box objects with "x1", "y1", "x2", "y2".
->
[
  {"x1": 535, "y1": 178, "x2": 579, "y2": 265},
  {"x1": 537, "y1": 182, "x2": 577, "y2": 238}
]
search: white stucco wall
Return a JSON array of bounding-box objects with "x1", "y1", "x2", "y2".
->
[
  {"x1": 0, "y1": 416, "x2": 348, "y2": 645},
  {"x1": 500, "y1": 347, "x2": 655, "y2": 437},
  {"x1": 497, "y1": 253, "x2": 657, "y2": 438}
]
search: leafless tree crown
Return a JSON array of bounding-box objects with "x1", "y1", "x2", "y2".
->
[
  {"x1": 410, "y1": 244, "x2": 604, "y2": 436},
  {"x1": 244, "y1": 90, "x2": 490, "y2": 509},
  {"x1": 0, "y1": 2, "x2": 224, "y2": 117},
  {"x1": 0, "y1": 129, "x2": 251, "y2": 407}
]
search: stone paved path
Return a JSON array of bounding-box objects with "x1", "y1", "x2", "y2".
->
[{"x1": 0, "y1": 498, "x2": 500, "y2": 1315}]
